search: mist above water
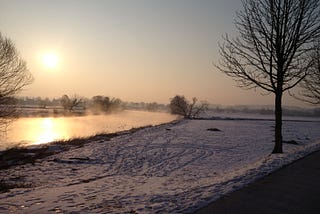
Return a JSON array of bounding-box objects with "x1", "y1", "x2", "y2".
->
[{"x1": 1, "y1": 110, "x2": 177, "y2": 150}]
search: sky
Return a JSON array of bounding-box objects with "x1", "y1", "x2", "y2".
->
[{"x1": 0, "y1": 0, "x2": 308, "y2": 106}]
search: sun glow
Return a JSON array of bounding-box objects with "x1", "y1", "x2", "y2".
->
[{"x1": 42, "y1": 53, "x2": 58, "y2": 69}]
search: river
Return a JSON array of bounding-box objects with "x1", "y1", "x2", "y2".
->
[{"x1": 0, "y1": 110, "x2": 177, "y2": 150}]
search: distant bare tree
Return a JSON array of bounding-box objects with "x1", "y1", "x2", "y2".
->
[
  {"x1": 91, "y1": 95, "x2": 122, "y2": 113},
  {"x1": 170, "y1": 95, "x2": 189, "y2": 117},
  {"x1": 297, "y1": 41, "x2": 320, "y2": 104},
  {"x1": 216, "y1": 0, "x2": 320, "y2": 153},
  {"x1": 188, "y1": 97, "x2": 209, "y2": 118},
  {"x1": 60, "y1": 95, "x2": 82, "y2": 111},
  {"x1": 92, "y1": 95, "x2": 110, "y2": 112},
  {"x1": 0, "y1": 32, "x2": 33, "y2": 130},
  {"x1": 170, "y1": 95, "x2": 208, "y2": 119},
  {"x1": 109, "y1": 98, "x2": 122, "y2": 112}
]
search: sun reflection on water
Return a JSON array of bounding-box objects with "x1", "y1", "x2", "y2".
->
[
  {"x1": 2, "y1": 111, "x2": 177, "y2": 150},
  {"x1": 8, "y1": 117, "x2": 70, "y2": 146},
  {"x1": 33, "y1": 118, "x2": 60, "y2": 145}
]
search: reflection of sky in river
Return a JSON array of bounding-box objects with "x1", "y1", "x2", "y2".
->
[{"x1": 1, "y1": 111, "x2": 177, "y2": 150}]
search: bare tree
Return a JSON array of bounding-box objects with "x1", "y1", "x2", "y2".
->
[
  {"x1": 60, "y1": 95, "x2": 82, "y2": 112},
  {"x1": 91, "y1": 95, "x2": 110, "y2": 112},
  {"x1": 91, "y1": 96, "x2": 123, "y2": 113},
  {"x1": 0, "y1": 33, "x2": 33, "y2": 130},
  {"x1": 170, "y1": 95, "x2": 208, "y2": 119},
  {"x1": 216, "y1": 0, "x2": 320, "y2": 153},
  {"x1": 297, "y1": 41, "x2": 320, "y2": 104},
  {"x1": 187, "y1": 97, "x2": 209, "y2": 118},
  {"x1": 170, "y1": 95, "x2": 189, "y2": 117}
]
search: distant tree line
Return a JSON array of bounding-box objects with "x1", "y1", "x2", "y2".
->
[
  {"x1": 212, "y1": 105, "x2": 320, "y2": 117},
  {"x1": 17, "y1": 97, "x2": 61, "y2": 107},
  {"x1": 14, "y1": 95, "x2": 320, "y2": 118},
  {"x1": 15, "y1": 95, "x2": 170, "y2": 114}
]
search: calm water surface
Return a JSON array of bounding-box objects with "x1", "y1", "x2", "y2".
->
[{"x1": 1, "y1": 110, "x2": 177, "y2": 150}]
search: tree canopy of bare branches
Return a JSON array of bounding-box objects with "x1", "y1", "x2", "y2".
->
[
  {"x1": 216, "y1": 0, "x2": 320, "y2": 153},
  {"x1": 298, "y1": 41, "x2": 320, "y2": 104},
  {"x1": 170, "y1": 95, "x2": 208, "y2": 119},
  {"x1": 91, "y1": 95, "x2": 123, "y2": 113},
  {"x1": 0, "y1": 32, "x2": 33, "y2": 129},
  {"x1": 60, "y1": 95, "x2": 83, "y2": 112}
]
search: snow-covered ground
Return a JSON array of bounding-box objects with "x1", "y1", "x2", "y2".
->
[{"x1": 1, "y1": 118, "x2": 320, "y2": 213}]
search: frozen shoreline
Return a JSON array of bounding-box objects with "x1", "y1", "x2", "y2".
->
[{"x1": 1, "y1": 118, "x2": 320, "y2": 213}]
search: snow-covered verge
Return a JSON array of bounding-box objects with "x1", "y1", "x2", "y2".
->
[{"x1": 0, "y1": 118, "x2": 320, "y2": 213}]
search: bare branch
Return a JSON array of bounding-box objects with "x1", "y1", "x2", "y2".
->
[
  {"x1": 217, "y1": 0, "x2": 320, "y2": 95},
  {"x1": 295, "y1": 40, "x2": 320, "y2": 104},
  {"x1": 0, "y1": 32, "x2": 33, "y2": 131}
]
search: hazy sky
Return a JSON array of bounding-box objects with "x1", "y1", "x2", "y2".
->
[{"x1": 0, "y1": 0, "x2": 307, "y2": 106}]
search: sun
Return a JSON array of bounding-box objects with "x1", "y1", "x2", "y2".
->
[{"x1": 42, "y1": 53, "x2": 58, "y2": 69}]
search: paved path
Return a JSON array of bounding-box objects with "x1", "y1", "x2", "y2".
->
[{"x1": 194, "y1": 150, "x2": 320, "y2": 214}]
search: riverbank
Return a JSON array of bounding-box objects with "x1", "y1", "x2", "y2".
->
[
  {"x1": 0, "y1": 118, "x2": 319, "y2": 213},
  {"x1": 0, "y1": 125, "x2": 153, "y2": 171}
]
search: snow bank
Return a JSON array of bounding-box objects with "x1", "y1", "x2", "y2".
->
[{"x1": 0, "y1": 118, "x2": 319, "y2": 213}]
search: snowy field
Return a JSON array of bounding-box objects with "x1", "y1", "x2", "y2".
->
[{"x1": 1, "y1": 118, "x2": 320, "y2": 213}]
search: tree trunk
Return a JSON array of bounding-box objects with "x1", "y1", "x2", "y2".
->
[{"x1": 272, "y1": 90, "x2": 283, "y2": 153}]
